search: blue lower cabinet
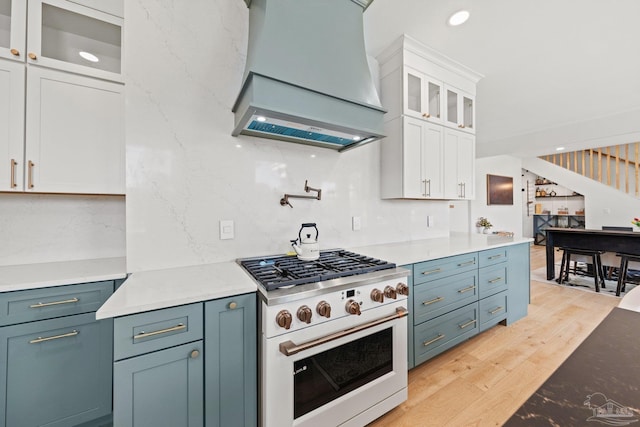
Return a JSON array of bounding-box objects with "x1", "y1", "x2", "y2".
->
[
  {"x1": 113, "y1": 341, "x2": 204, "y2": 427},
  {"x1": 204, "y1": 293, "x2": 257, "y2": 427},
  {"x1": 0, "y1": 312, "x2": 113, "y2": 427}
]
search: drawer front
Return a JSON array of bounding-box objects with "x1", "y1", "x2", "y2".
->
[
  {"x1": 479, "y1": 291, "x2": 508, "y2": 332},
  {"x1": 478, "y1": 247, "x2": 509, "y2": 268},
  {"x1": 479, "y1": 264, "x2": 508, "y2": 298},
  {"x1": 114, "y1": 303, "x2": 203, "y2": 361},
  {"x1": 414, "y1": 303, "x2": 479, "y2": 366},
  {"x1": 0, "y1": 281, "x2": 114, "y2": 326},
  {"x1": 0, "y1": 312, "x2": 113, "y2": 427},
  {"x1": 414, "y1": 252, "x2": 478, "y2": 285},
  {"x1": 413, "y1": 270, "x2": 478, "y2": 324}
]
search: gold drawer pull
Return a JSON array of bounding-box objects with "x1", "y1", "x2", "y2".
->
[
  {"x1": 459, "y1": 319, "x2": 477, "y2": 329},
  {"x1": 27, "y1": 160, "x2": 34, "y2": 188},
  {"x1": 10, "y1": 159, "x2": 17, "y2": 188},
  {"x1": 488, "y1": 277, "x2": 503, "y2": 284},
  {"x1": 488, "y1": 254, "x2": 503, "y2": 260},
  {"x1": 30, "y1": 330, "x2": 78, "y2": 344},
  {"x1": 457, "y1": 260, "x2": 475, "y2": 267},
  {"x1": 134, "y1": 323, "x2": 186, "y2": 340},
  {"x1": 489, "y1": 306, "x2": 504, "y2": 315},
  {"x1": 28, "y1": 52, "x2": 37, "y2": 60},
  {"x1": 30, "y1": 297, "x2": 79, "y2": 308},
  {"x1": 422, "y1": 296, "x2": 444, "y2": 306},
  {"x1": 458, "y1": 285, "x2": 476, "y2": 294},
  {"x1": 10, "y1": 48, "x2": 20, "y2": 56},
  {"x1": 421, "y1": 268, "x2": 442, "y2": 275},
  {"x1": 423, "y1": 333, "x2": 445, "y2": 347}
]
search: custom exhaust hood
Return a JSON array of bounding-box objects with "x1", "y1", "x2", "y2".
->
[{"x1": 232, "y1": 0, "x2": 386, "y2": 152}]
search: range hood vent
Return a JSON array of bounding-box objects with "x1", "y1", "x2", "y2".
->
[{"x1": 232, "y1": 0, "x2": 386, "y2": 152}]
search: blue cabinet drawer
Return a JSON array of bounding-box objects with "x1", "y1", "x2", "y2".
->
[
  {"x1": 479, "y1": 247, "x2": 509, "y2": 268},
  {"x1": 0, "y1": 312, "x2": 113, "y2": 427},
  {"x1": 114, "y1": 303, "x2": 203, "y2": 361},
  {"x1": 479, "y1": 264, "x2": 508, "y2": 298},
  {"x1": 479, "y1": 292, "x2": 508, "y2": 332},
  {"x1": 414, "y1": 303, "x2": 479, "y2": 365},
  {"x1": 0, "y1": 281, "x2": 114, "y2": 326},
  {"x1": 413, "y1": 270, "x2": 478, "y2": 325},
  {"x1": 414, "y1": 253, "x2": 478, "y2": 285}
]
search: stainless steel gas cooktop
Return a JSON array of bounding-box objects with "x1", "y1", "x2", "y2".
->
[{"x1": 238, "y1": 249, "x2": 396, "y2": 291}]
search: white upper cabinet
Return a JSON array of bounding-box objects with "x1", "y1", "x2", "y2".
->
[
  {"x1": 404, "y1": 67, "x2": 444, "y2": 124},
  {"x1": 28, "y1": 0, "x2": 123, "y2": 82},
  {"x1": 378, "y1": 34, "x2": 482, "y2": 200},
  {"x1": 0, "y1": 58, "x2": 25, "y2": 191},
  {"x1": 0, "y1": 0, "x2": 27, "y2": 62}
]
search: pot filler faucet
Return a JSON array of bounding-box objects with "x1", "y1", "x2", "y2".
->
[{"x1": 280, "y1": 180, "x2": 322, "y2": 208}]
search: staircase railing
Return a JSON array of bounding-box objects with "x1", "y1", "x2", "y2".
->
[{"x1": 540, "y1": 142, "x2": 640, "y2": 197}]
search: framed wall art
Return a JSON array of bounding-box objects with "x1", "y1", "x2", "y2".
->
[{"x1": 487, "y1": 174, "x2": 513, "y2": 205}]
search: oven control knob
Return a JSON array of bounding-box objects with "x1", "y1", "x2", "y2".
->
[
  {"x1": 370, "y1": 288, "x2": 384, "y2": 303},
  {"x1": 345, "y1": 299, "x2": 361, "y2": 316},
  {"x1": 276, "y1": 310, "x2": 293, "y2": 330},
  {"x1": 316, "y1": 301, "x2": 331, "y2": 318},
  {"x1": 297, "y1": 305, "x2": 312, "y2": 324},
  {"x1": 384, "y1": 286, "x2": 397, "y2": 299},
  {"x1": 396, "y1": 283, "x2": 409, "y2": 296}
]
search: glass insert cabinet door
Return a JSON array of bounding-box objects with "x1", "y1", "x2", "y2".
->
[
  {"x1": 445, "y1": 86, "x2": 475, "y2": 133},
  {"x1": 0, "y1": 0, "x2": 26, "y2": 62},
  {"x1": 404, "y1": 67, "x2": 443, "y2": 123}
]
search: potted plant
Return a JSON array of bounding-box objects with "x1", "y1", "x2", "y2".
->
[{"x1": 476, "y1": 217, "x2": 493, "y2": 234}]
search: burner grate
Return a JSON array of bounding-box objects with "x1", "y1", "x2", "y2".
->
[{"x1": 239, "y1": 250, "x2": 395, "y2": 291}]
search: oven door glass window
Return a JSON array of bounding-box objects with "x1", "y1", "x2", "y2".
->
[{"x1": 293, "y1": 328, "x2": 393, "y2": 419}]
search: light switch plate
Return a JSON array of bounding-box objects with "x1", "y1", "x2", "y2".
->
[
  {"x1": 352, "y1": 216, "x2": 361, "y2": 231},
  {"x1": 220, "y1": 220, "x2": 234, "y2": 240}
]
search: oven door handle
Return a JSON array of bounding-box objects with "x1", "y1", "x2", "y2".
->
[{"x1": 279, "y1": 307, "x2": 408, "y2": 356}]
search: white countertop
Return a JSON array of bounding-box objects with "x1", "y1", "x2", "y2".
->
[
  {"x1": 94, "y1": 233, "x2": 532, "y2": 320},
  {"x1": 0, "y1": 257, "x2": 127, "y2": 292},
  {"x1": 349, "y1": 232, "x2": 533, "y2": 266},
  {"x1": 96, "y1": 262, "x2": 257, "y2": 319}
]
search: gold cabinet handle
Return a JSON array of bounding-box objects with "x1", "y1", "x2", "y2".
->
[
  {"x1": 27, "y1": 160, "x2": 34, "y2": 188},
  {"x1": 10, "y1": 159, "x2": 17, "y2": 188},
  {"x1": 422, "y1": 113, "x2": 431, "y2": 118},
  {"x1": 488, "y1": 277, "x2": 503, "y2": 284},
  {"x1": 423, "y1": 333, "x2": 445, "y2": 347},
  {"x1": 30, "y1": 297, "x2": 79, "y2": 308},
  {"x1": 134, "y1": 323, "x2": 186, "y2": 340},
  {"x1": 229, "y1": 302, "x2": 237, "y2": 309},
  {"x1": 28, "y1": 52, "x2": 37, "y2": 60},
  {"x1": 459, "y1": 319, "x2": 476, "y2": 329},
  {"x1": 421, "y1": 268, "x2": 442, "y2": 275},
  {"x1": 30, "y1": 330, "x2": 78, "y2": 344},
  {"x1": 457, "y1": 285, "x2": 476, "y2": 294},
  {"x1": 458, "y1": 124, "x2": 465, "y2": 128},
  {"x1": 10, "y1": 48, "x2": 20, "y2": 57},
  {"x1": 422, "y1": 296, "x2": 444, "y2": 306},
  {"x1": 489, "y1": 306, "x2": 504, "y2": 315},
  {"x1": 190, "y1": 349, "x2": 200, "y2": 359},
  {"x1": 457, "y1": 260, "x2": 475, "y2": 267}
]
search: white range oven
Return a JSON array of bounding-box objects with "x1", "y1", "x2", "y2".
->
[{"x1": 239, "y1": 250, "x2": 410, "y2": 427}]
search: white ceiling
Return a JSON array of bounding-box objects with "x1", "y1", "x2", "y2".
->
[{"x1": 363, "y1": 0, "x2": 640, "y2": 158}]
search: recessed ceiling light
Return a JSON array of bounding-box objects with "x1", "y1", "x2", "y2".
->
[
  {"x1": 79, "y1": 51, "x2": 99, "y2": 62},
  {"x1": 352, "y1": 136, "x2": 362, "y2": 141},
  {"x1": 448, "y1": 10, "x2": 470, "y2": 26},
  {"x1": 256, "y1": 116, "x2": 267, "y2": 122},
  {"x1": 556, "y1": 146, "x2": 565, "y2": 151}
]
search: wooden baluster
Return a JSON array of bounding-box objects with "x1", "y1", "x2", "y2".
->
[
  {"x1": 598, "y1": 149, "x2": 602, "y2": 183},
  {"x1": 589, "y1": 149, "x2": 594, "y2": 179},
  {"x1": 581, "y1": 150, "x2": 586, "y2": 177},
  {"x1": 625, "y1": 144, "x2": 630, "y2": 194},
  {"x1": 635, "y1": 142, "x2": 639, "y2": 197},
  {"x1": 615, "y1": 145, "x2": 620, "y2": 189}
]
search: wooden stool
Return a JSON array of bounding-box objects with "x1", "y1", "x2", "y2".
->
[
  {"x1": 557, "y1": 247, "x2": 606, "y2": 292},
  {"x1": 615, "y1": 253, "x2": 640, "y2": 296}
]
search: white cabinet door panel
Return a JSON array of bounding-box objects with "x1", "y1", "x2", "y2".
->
[
  {"x1": 25, "y1": 66, "x2": 124, "y2": 194},
  {"x1": 0, "y1": 0, "x2": 26, "y2": 62},
  {"x1": 0, "y1": 58, "x2": 24, "y2": 191}
]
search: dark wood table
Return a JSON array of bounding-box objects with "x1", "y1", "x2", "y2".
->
[
  {"x1": 505, "y1": 307, "x2": 640, "y2": 426},
  {"x1": 545, "y1": 228, "x2": 640, "y2": 280}
]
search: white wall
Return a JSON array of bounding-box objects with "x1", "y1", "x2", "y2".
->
[
  {"x1": 0, "y1": 194, "x2": 125, "y2": 266},
  {"x1": 124, "y1": 0, "x2": 451, "y2": 273},
  {"x1": 469, "y1": 155, "x2": 524, "y2": 237}
]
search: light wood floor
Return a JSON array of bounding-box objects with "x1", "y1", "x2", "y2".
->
[{"x1": 368, "y1": 244, "x2": 620, "y2": 427}]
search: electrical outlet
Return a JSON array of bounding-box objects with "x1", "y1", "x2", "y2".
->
[
  {"x1": 352, "y1": 216, "x2": 361, "y2": 231},
  {"x1": 427, "y1": 215, "x2": 434, "y2": 227},
  {"x1": 219, "y1": 220, "x2": 234, "y2": 240}
]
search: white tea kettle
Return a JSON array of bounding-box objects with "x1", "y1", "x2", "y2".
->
[{"x1": 291, "y1": 223, "x2": 320, "y2": 261}]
